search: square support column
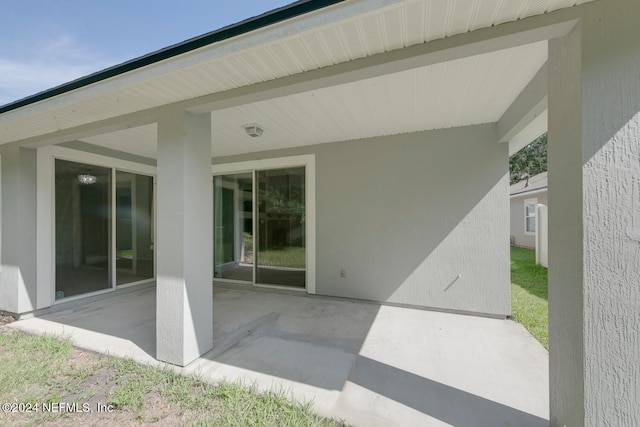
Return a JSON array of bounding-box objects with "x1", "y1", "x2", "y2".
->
[
  {"x1": 548, "y1": 1, "x2": 640, "y2": 425},
  {"x1": 0, "y1": 146, "x2": 37, "y2": 314},
  {"x1": 156, "y1": 106, "x2": 213, "y2": 366}
]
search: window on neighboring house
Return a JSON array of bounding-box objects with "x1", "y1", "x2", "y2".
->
[{"x1": 524, "y1": 199, "x2": 537, "y2": 234}]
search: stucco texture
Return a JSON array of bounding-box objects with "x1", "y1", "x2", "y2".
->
[
  {"x1": 215, "y1": 124, "x2": 510, "y2": 316},
  {"x1": 0, "y1": 146, "x2": 37, "y2": 314},
  {"x1": 549, "y1": 0, "x2": 640, "y2": 425}
]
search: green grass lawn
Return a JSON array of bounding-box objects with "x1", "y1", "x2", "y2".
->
[
  {"x1": 116, "y1": 249, "x2": 133, "y2": 257},
  {"x1": 511, "y1": 246, "x2": 548, "y2": 350},
  {"x1": 0, "y1": 330, "x2": 341, "y2": 427},
  {"x1": 258, "y1": 247, "x2": 306, "y2": 269}
]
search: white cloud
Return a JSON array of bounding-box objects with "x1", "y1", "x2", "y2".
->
[{"x1": 0, "y1": 34, "x2": 115, "y2": 106}]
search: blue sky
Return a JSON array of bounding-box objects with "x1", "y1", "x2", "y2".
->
[{"x1": 0, "y1": 1, "x2": 294, "y2": 106}]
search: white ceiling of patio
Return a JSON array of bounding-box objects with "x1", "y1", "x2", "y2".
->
[
  {"x1": 81, "y1": 41, "x2": 547, "y2": 158},
  {"x1": 0, "y1": 0, "x2": 595, "y2": 157}
]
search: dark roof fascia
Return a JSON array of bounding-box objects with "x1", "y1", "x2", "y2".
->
[
  {"x1": 0, "y1": 0, "x2": 344, "y2": 115},
  {"x1": 510, "y1": 186, "x2": 548, "y2": 197}
]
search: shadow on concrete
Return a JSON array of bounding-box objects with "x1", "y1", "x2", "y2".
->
[
  {"x1": 41, "y1": 286, "x2": 157, "y2": 358},
  {"x1": 199, "y1": 288, "x2": 380, "y2": 391},
  {"x1": 350, "y1": 355, "x2": 548, "y2": 427},
  {"x1": 14, "y1": 286, "x2": 549, "y2": 425}
]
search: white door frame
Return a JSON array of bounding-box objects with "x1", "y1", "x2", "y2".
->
[
  {"x1": 212, "y1": 154, "x2": 316, "y2": 294},
  {"x1": 36, "y1": 145, "x2": 156, "y2": 308}
]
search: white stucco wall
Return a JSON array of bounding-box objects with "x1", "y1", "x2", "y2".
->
[
  {"x1": 509, "y1": 192, "x2": 548, "y2": 249},
  {"x1": 214, "y1": 124, "x2": 511, "y2": 316},
  {"x1": 0, "y1": 146, "x2": 37, "y2": 314},
  {"x1": 549, "y1": 0, "x2": 640, "y2": 425}
]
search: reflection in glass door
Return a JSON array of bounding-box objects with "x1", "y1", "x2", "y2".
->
[
  {"x1": 55, "y1": 159, "x2": 112, "y2": 299},
  {"x1": 256, "y1": 168, "x2": 306, "y2": 287},
  {"x1": 213, "y1": 173, "x2": 253, "y2": 282},
  {"x1": 55, "y1": 159, "x2": 155, "y2": 300},
  {"x1": 213, "y1": 167, "x2": 306, "y2": 288},
  {"x1": 115, "y1": 171, "x2": 154, "y2": 285}
]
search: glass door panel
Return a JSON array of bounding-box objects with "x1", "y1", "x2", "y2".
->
[
  {"x1": 55, "y1": 159, "x2": 111, "y2": 299},
  {"x1": 115, "y1": 171, "x2": 154, "y2": 285},
  {"x1": 213, "y1": 173, "x2": 253, "y2": 282},
  {"x1": 256, "y1": 167, "x2": 306, "y2": 288}
]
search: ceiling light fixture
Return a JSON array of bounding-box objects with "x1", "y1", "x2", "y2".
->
[
  {"x1": 78, "y1": 174, "x2": 97, "y2": 185},
  {"x1": 243, "y1": 123, "x2": 263, "y2": 138}
]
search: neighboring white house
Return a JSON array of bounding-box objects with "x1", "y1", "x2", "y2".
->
[
  {"x1": 510, "y1": 171, "x2": 548, "y2": 249},
  {"x1": 1, "y1": 1, "x2": 639, "y2": 425}
]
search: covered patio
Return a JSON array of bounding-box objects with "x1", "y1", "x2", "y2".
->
[
  {"x1": 2, "y1": 0, "x2": 640, "y2": 425},
  {"x1": 8, "y1": 285, "x2": 548, "y2": 426}
]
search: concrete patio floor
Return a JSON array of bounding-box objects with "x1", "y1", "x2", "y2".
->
[{"x1": 7, "y1": 286, "x2": 549, "y2": 426}]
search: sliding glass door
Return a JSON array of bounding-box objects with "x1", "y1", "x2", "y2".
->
[
  {"x1": 256, "y1": 168, "x2": 305, "y2": 288},
  {"x1": 115, "y1": 171, "x2": 154, "y2": 285},
  {"x1": 55, "y1": 160, "x2": 112, "y2": 299},
  {"x1": 213, "y1": 167, "x2": 306, "y2": 289},
  {"x1": 55, "y1": 159, "x2": 154, "y2": 300},
  {"x1": 213, "y1": 173, "x2": 253, "y2": 282}
]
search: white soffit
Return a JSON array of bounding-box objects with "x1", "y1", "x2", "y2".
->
[
  {"x1": 82, "y1": 41, "x2": 547, "y2": 158},
  {"x1": 1, "y1": 0, "x2": 594, "y2": 146},
  {"x1": 81, "y1": 124, "x2": 158, "y2": 159},
  {"x1": 209, "y1": 42, "x2": 548, "y2": 156}
]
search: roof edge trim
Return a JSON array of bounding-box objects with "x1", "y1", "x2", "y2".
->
[
  {"x1": 0, "y1": 0, "x2": 344, "y2": 115},
  {"x1": 509, "y1": 187, "x2": 548, "y2": 198}
]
